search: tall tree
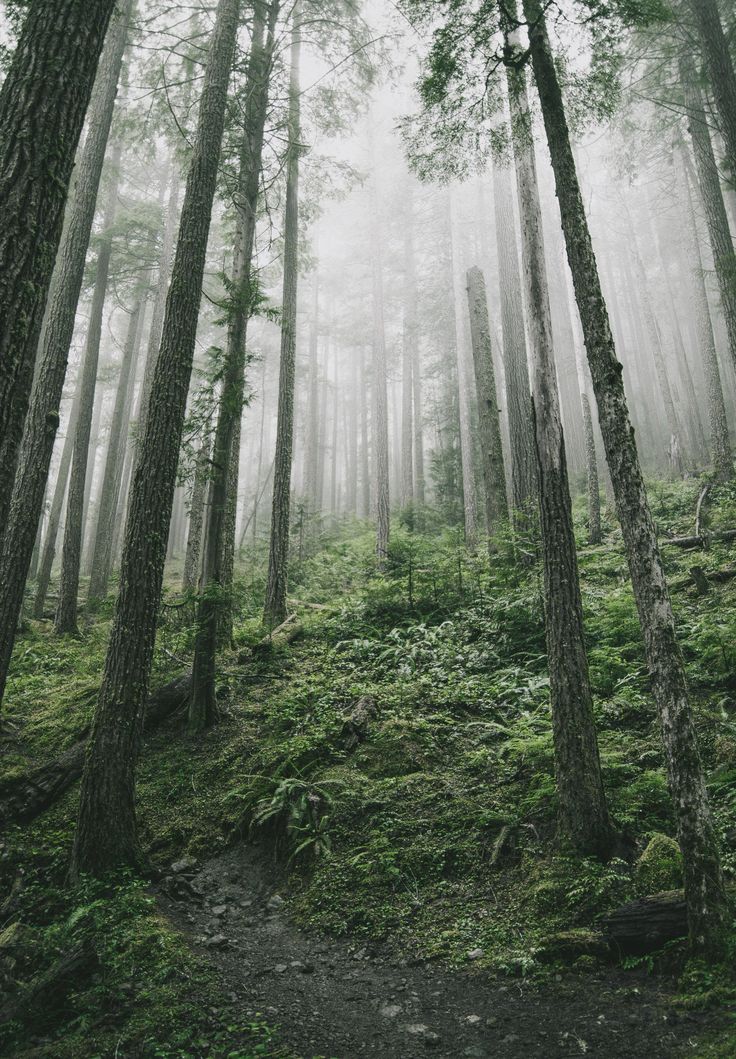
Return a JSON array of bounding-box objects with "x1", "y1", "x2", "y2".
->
[
  {"x1": 0, "y1": 0, "x2": 120, "y2": 543},
  {"x1": 507, "y1": 49, "x2": 613, "y2": 857},
  {"x1": 191, "y1": 0, "x2": 279, "y2": 727},
  {"x1": 685, "y1": 0, "x2": 736, "y2": 187},
  {"x1": 522, "y1": 0, "x2": 727, "y2": 950},
  {"x1": 263, "y1": 6, "x2": 302, "y2": 626},
  {"x1": 0, "y1": 3, "x2": 131, "y2": 706},
  {"x1": 465, "y1": 266, "x2": 508, "y2": 550},
  {"x1": 70, "y1": 0, "x2": 242, "y2": 877},
  {"x1": 55, "y1": 142, "x2": 123, "y2": 634}
]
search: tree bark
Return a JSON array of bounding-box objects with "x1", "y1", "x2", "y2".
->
[
  {"x1": 686, "y1": 0, "x2": 736, "y2": 188},
  {"x1": 55, "y1": 142, "x2": 123, "y2": 634},
  {"x1": 506, "y1": 44, "x2": 613, "y2": 858},
  {"x1": 183, "y1": 432, "x2": 212, "y2": 593},
  {"x1": 0, "y1": 4, "x2": 130, "y2": 706},
  {"x1": 0, "y1": 0, "x2": 119, "y2": 543},
  {"x1": 492, "y1": 158, "x2": 537, "y2": 523},
  {"x1": 401, "y1": 188, "x2": 417, "y2": 508},
  {"x1": 681, "y1": 54, "x2": 736, "y2": 376},
  {"x1": 191, "y1": 0, "x2": 279, "y2": 725},
  {"x1": 263, "y1": 7, "x2": 301, "y2": 627},
  {"x1": 466, "y1": 266, "x2": 508, "y2": 551},
  {"x1": 524, "y1": 0, "x2": 728, "y2": 952},
  {"x1": 69, "y1": 0, "x2": 241, "y2": 878}
]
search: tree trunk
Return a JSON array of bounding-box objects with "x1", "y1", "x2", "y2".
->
[
  {"x1": 681, "y1": 54, "x2": 736, "y2": 376},
  {"x1": 492, "y1": 158, "x2": 537, "y2": 523},
  {"x1": 190, "y1": 0, "x2": 278, "y2": 726},
  {"x1": 305, "y1": 273, "x2": 321, "y2": 512},
  {"x1": 69, "y1": 0, "x2": 241, "y2": 878},
  {"x1": 524, "y1": 0, "x2": 728, "y2": 951},
  {"x1": 55, "y1": 142, "x2": 123, "y2": 634},
  {"x1": 401, "y1": 189, "x2": 417, "y2": 508},
  {"x1": 183, "y1": 432, "x2": 212, "y2": 593},
  {"x1": 676, "y1": 138, "x2": 732, "y2": 480},
  {"x1": 33, "y1": 387, "x2": 81, "y2": 619},
  {"x1": 0, "y1": 4, "x2": 130, "y2": 706},
  {"x1": 87, "y1": 284, "x2": 147, "y2": 603},
  {"x1": 0, "y1": 0, "x2": 119, "y2": 543},
  {"x1": 686, "y1": 0, "x2": 736, "y2": 188},
  {"x1": 360, "y1": 343, "x2": 372, "y2": 517},
  {"x1": 506, "y1": 43, "x2": 613, "y2": 858},
  {"x1": 466, "y1": 266, "x2": 509, "y2": 551},
  {"x1": 367, "y1": 130, "x2": 390, "y2": 566},
  {"x1": 448, "y1": 189, "x2": 478, "y2": 549},
  {"x1": 263, "y1": 7, "x2": 301, "y2": 627}
]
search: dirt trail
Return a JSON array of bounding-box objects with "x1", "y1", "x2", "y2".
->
[{"x1": 158, "y1": 845, "x2": 719, "y2": 1059}]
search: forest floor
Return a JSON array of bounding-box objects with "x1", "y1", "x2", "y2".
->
[
  {"x1": 1, "y1": 479, "x2": 736, "y2": 1057},
  {"x1": 158, "y1": 843, "x2": 722, "y2": 1059}
]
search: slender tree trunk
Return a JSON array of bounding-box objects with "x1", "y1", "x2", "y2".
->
[
  {"x1": 0, "y1": 0, "x2": 120, "y2": 543},
  {"x1": 70, "y1": 0, "x2": 241, "y2": 878},
  {"x1": 183, "y1": 432, "x2": 212, "y2": 593},
  {"x1": 305, "y1": 273, "x2": 321, "y2": 510},
  {"x1": 33, "y1": 388, "x2": 82, "y2": 618},
  {"x1": 263, "y1": 7, "x2": 301, "y2": 627},
  {"x1": 686, "y1": 0, "x2": 736, "y2": 187},
  {"x1": 524, "y1": 0, "x2": 727, "y2": 951},
  {"x1": 507, "y1": 44, "x2": 613, "y2": 857},
  {"x1": 87, "y1": 285, "x2": 147, "y2": 603},
  {"x1": 401, "y1": 190, "x2": 417, "y2": 508},
  {"x1": 466, "y1": 266, "x2": 508, "y2": 551},
  {"x1": 55, "y1": 143, "x2": 123, "y2": 634},
  {"x1": 676, "y1": 139, "x2": 732, "y2": 480},
  {"x1": 492, "y1": 158, "x2": 537, "y2": 521},
  {"x1": 0, "y1": 5, "x2": 130, "y2": 706},
  {"x1": 448, "y1": 190, "x2": 478, "y2": 548},
  {"x1": 359, "y1": 344, "x2": 372, "y2": 518},
  {"x1": 367, "y1": 134, "x2": 390, "y2": 565},
  {"x1": 191, "y1": 0, "x2": 278, "y2": 724}
]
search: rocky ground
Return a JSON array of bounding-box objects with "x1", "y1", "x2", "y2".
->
[{"x1": 157, "y1": 844, "x2": 723, "y2": 1059}]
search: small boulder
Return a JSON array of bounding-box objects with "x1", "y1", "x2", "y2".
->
[
  {"x1": 171, "y1": 855, "x2": 198, "y2": 875},
  {"x1": 537, "y1": 929, "x2": 608, "y2": 964}
]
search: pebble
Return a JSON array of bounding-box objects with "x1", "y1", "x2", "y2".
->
[
  {"x1": 467, "y1": 948, "x2": 484, "y2": 961},
  {"x1": 380, "y1": 1004, "x2": 403, "y2": 1019},
  {"x1": 205, "y1": 934, "x2": 228, "y2": 949},
  {"x1": 211, "y1": 905, "x2": 227, "y2": 916},
  {"x1": 267, "y1": 894, "x2": 285, "y2": 911}
]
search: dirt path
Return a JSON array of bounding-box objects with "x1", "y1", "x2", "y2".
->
[{"x1": 157, "y1": 845, "x2": 720, "y2": 1059}]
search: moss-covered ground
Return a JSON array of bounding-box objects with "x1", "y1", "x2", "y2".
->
[{"x1": 1, "y1": 478, "x2": 735, "y2": 1056}]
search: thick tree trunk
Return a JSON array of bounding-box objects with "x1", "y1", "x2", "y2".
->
[
  {"x1": 87, "y1": 284, "x2": 147, "y2": 603},
  {"x1": 524, "y1": 0, "x2": 728, "y2": 951},
  {"x1": 0, "y1": 0, "x2": 119, "y2": 543},
  {"x1": 466, "y1": 266, "x2": 508, "y2": 550},
  {"x1": 492, "y1": 158, "x2": 537, "y2": 523},
  {"x1": 55, "y1": 143, "x2": 123, "y2": 635},
  {"x1": 448, "y1": 190, "x2": 478, "y2": 549},
  {"x1": 0, "y1": 6, "x2": 130, "y2": 706},
  {"x1": 263, "y1": 8, "x2": 301, "y2": 627},
  {"x1": 681, "y1": 55, "x2": 736, "y2": 376},
  {"x1": 507, "y1": 47, "x2": 613, "y2": 858},
  {"x1": 686, "y1": 0, "x2": 736, "y2": 188},
  {"x1": 676, "y1": 139, "x2": 732, "y2": 480},
  {"x1": 191, "y1": 0, "x2": 278, "y2": 726},
  {"x1": 69, "y1": 0, "x2": 241, "y2": 878}
]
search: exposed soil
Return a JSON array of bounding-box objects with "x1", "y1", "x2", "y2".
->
[{"x1": 157, "y1": 844, "x2": 725, "y2": 1059}]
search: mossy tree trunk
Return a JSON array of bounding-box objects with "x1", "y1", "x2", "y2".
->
[{"x1": 523, "y1": 0, "x2": 728, "y2": 952}]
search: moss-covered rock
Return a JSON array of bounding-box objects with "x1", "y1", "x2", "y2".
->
[
  {"x1": 635, "y1": 833, "x2": 683, "y2": 894},
  {"x1": 537, "y1": 929, "x2": 609, "y2": 964}
]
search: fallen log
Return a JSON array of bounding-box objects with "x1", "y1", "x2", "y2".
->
[
  {"x1": 0, "y1": 942, "x2": 94, "y2": 1028},
  {"x1": 0, "y1": 673, "x2": 191, "y2": 828},
  {"x1": 239, "y1": 615, "x2": 304, "y2": 662},
  {"x1": 600, "y1": 890, "x2": 687, "y2": 955},
  {"x1": 661, "y1": 528, "x2": 736, "y2": 549}
]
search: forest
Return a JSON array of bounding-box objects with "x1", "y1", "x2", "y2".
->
[{"x1": 0, "y1": 0, "x2": 736, "y2": 1055}]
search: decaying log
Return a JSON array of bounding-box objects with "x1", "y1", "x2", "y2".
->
[
  {"x1": 661, "y1": 528, "x2": 736, "y2": 549},
  {"x1": 0, "y1": 942, "x2": 94, "y2": 1027},
  {"x1": 341, "y1": 695, "x2": 377, "y2": 750},
  {"x1": 0, "y1": 673, "x2": 191, "y2": 828},
  {"x1": 600, "y1": 890, "x2": 687, "y2": 955},
  {"x1": 239, "y1": 615, "x2": 304, "y2": 662}
]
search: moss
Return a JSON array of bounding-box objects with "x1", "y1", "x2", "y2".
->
[{"x1": 635, "y1": 833, "x2": 683, "y2": 894}]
